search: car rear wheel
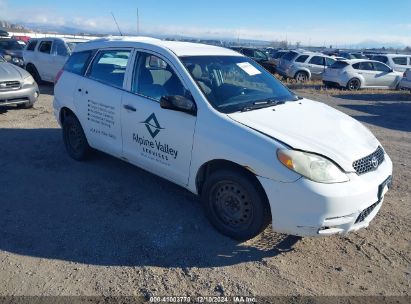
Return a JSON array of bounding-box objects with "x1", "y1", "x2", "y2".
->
[
  {"x1": 295, "y1": 71, "x2": 309, "y2": 83},
  {"x1": 347, "y1": 78, "x2": 361, "y2": 91},
  {"x1": 201, "y1": 169, "x2": 270, "y2": 240},
  {"x1": 62, "y1": 115, "x2": 92, "y2": 161}
]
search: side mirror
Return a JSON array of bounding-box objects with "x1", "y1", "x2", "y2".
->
[{"x1": 160, "y1": 95, "x2": 197, "y2": 115}]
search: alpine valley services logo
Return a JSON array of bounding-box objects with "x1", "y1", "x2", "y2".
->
[{"x1": 141, "y1": 113, "x2": 164, "y2": 138}]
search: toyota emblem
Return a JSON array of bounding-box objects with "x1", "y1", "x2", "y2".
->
[{"x1": 371, "y1": 156, "x2": 379, "y2": 168}]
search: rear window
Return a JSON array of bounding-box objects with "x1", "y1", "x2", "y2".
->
[
  {"x1": 281, "y1": 51, "x2": 299, "y2": 61},
  {"x1": 392, "y1": 57, "x2": 407, "y2": 65},
  {"x1": 26, "y1": 40, "x2": 38, "y2": 51},
  {"x1": 330, "y1": 61, "x2": 348, "y2": 69},
  {"x1": 295, "y1": 55, "x2": 309, "y2": 63},
  {"x1": 64, "y1": 50, "x2": 94, "y2": 75}
]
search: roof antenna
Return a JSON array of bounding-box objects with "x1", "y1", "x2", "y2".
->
[{"x1": 111, "y1": 12, "x2": 123, "y2": 36}]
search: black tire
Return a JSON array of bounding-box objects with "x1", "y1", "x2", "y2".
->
[
  {"x1": 201, "y1": 169, "x2": 271, "y2": 240},
  {"x1": 26, "y1": 64, "x2": 42, "y2": 84},
  {"x1": 62, "y1": 115, "x2": 92, "y2": 161},
  {"x1": 347, "y1": 78, "x2": 361, "y2": 91},
  {"x1": 295, "y1": 71, "x2": 309, "y2": 83}
]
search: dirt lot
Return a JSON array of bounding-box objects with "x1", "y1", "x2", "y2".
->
[{"x1": 0, "y1": 84, "x2": 410, "y2": 298}]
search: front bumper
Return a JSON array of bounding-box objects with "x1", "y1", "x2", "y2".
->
[
  {"x1": 0, "y1": 83, "x2": 39, "y2": 106},
  {"x1": 258, "y1": 153, "x2": 393, "y2": 237}
]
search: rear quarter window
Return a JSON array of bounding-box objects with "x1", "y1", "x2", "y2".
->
[
  {"x1": 64, "y1": 50, "x2": 94, "y2": 75},
  {"x1": 26, "y1": 40, "x2": 38, "y2": 51},
  {"x1": 295, "y1": 55, "x2": 309, "y2": 63},
  {"x1": 392, "y1": 57, "x2": 407, "y2": 65}
]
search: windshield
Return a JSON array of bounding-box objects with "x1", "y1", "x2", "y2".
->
[
  {"x1": 0, "y1": 39, "x2": 23, "y2": 50},
  {"x1": 180, "y1": 56, "x2": 296, "y2": 113}
]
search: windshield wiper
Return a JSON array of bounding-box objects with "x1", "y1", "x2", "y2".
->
[{"x1": 241, "y1": 98, "x2": 284, "y2": 112}]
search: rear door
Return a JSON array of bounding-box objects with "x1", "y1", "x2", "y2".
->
[
  {"x1": 74, "y1": 48, "x2": 132, "y2": 157},
  {"x1": 307, "y1": 56, "x2": 325, "y2": 79},
  {"x1": 36, "y1": 40, "x2": 54, "y2": 81},
  {"x1": 51, "y1": 39, "x2": 69, "y2": 80},
  {"x1": 355, "y1": 61, "x2": 378, "y2": 86},
  {"x1": 121, "y1": 50, "x2": 196, "y2": 186}
]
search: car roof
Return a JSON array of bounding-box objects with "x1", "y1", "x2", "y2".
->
[
  {"x1": 345, "y1": 59, "x2": 384, "y2": 64},
  {"x1": 28, "y1": 37, "x2": 88, "y2": 43},
  {"x1": 75, "y1": 36, "x2": 241, "y2": 57}
]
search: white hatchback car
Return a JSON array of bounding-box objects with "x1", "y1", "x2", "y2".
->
[
  {"x1": 53, "y1": 37, "x2": 393, "y2": 240},
  {"x1": 323, "y1": 59, "x2": 403, "y2": 90}
]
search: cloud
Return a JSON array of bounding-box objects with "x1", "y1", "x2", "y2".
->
[{"x1": 1, "y1": 0, "x2": 410, "y2": 47}]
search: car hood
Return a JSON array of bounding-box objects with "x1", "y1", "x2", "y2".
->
[
  {"x1": 227, "y1": 98, "x2": 380, "y2": 172},
  {"x1": 1, "y1": 49, "x2": 23, "y2": 58},
  {"x1": 0, "y1": 62, "x2": 30, "y2": 81}
]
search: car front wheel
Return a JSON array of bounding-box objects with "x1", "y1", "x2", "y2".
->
[
  {"x1": 201, "y1": 169, "x2": 271, "y2": 240},
  {"x1": 62, "y1": 115, "x2": 92, "y2": 161}
]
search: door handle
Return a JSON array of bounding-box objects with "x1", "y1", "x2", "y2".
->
[{"x1": 123, "y1": 104, "x2": 136, "y2": 112}]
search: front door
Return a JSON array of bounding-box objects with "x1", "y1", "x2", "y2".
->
[
  {"x1": 372, "y1": 62, "x2": 398, "y2": 88},
  {"x1": 36, "y1": 40, "x2": 54, "y2": 81},
  {"x1": 121, "y1": 51, "x2": 196, "y2": 186},
  {"x1": 74, "y1": 49, "x2": 132, "y2": 157}
]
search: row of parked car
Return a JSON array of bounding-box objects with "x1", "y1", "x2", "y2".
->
[{"x1": 234, "y1": 47, "x2": 411, "y2": 91}]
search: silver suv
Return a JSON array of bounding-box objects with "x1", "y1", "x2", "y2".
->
[{"x1": 277, "y1": 51, "x2": 336, "y2": 82}]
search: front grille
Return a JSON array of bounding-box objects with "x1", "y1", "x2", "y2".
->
[
  {"x1": 355, "y1": 201, "x2": 380, "y2": 224},
  {"x1": 0, "y1": 81, "x2": 21, "y2": 91},
  {"x1": 352, "y1": 146, "x2": 384, "y2": 175}
]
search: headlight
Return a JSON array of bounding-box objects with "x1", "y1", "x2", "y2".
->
[
  {"x1": 23, "y1": 75, "x2": 35, "y2": 86},
  {"x1": 12, "y1": 57, "x2": 23, "y2": 65},
  {"x1": 277, "y1": 149, "x2": 349, "y2": 183}
]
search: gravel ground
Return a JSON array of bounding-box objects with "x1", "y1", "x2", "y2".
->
[{"x1": 0, "y1": 84, "x2": 410, "y2": 298}]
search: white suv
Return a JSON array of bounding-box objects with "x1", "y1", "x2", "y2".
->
[
  {"x1": 372, "y1": 54, "x2": 411, "y2": 73},
  {"x1": 277, "y1": 51, "x2": 336, "y2": 82},
  {"x1": 53, "y1": 37, "x2": 392, "y2": 240},
  {"x1": 23, "y1": 37, "x2": 86, "y2": 83}
]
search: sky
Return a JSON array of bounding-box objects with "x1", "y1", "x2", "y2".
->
[{"x1": 1, "y1": 0, "x2": 411, "y2": 47}]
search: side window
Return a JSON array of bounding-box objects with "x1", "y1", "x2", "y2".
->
[
  {"x1": 88, "y1": 50, "x2": 131, "y2": 88},
  {"x1": 26, "y1": 40, "x2": 37, "y2": 51},
  {"x1": 133, "y1": 52, "x2": 186, "y2": 101},
  {"x1": 392, "y1": 57, "x2": 407, "y2": 65},
  {"x1": 53, "y1": 40, "x2": 68, "y2": 57},
  {"x1": 64, "y1": 50, "x2": 94, "y2": 75},
  {"x1": 308, "y1": 56, "x2": 325, "y2": 66},
  {"x1": 358, "y1": 62, "x2": 374, "y2": 71},
  {"x1": 254, "y1": 50, "x2": 267, "y2": 60},
  {"x1": 325, "y1": 57, "x2": 336, "y2": 67},
  {"x1": 38, "y1": 41, "x2": 52, "y2": 54},
  {"x1": 295, "y1": 55, "x2": 309, "y2": 63},
  {"x1": 373, "y1": 62, "x2": 391, "y2": 72}
]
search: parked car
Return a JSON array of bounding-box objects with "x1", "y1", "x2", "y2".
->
[
  {"x1": 323, "y1": 59, "x2": 402, "y2": 90},
  {"x1": 0, "y1": 30, "x2": 9, "y2": 37},
  {"x1": 23, "y1": 37, "x2": 86, "y2": 83},
  {"x1": 399, "y1": 69, "x2": 411, "y2": 91},
  {"x1": 230, "y1": 47, "x2": 276, "y2": 73},
  {"x1": 277, "y1": 51, "x2": 336, "y2": 82},
  {"x1": 269, "y1": 49, "x2": 289, "y2": 69},
  {"x1": 372, "y1": 54, "x2": 411, "y2": 73},
  {"x1": 12, "y1": 35, "x2": 31, "y2": 44},
  {"x1": 54, "y1": 37, "x2": 392, "y2": 240},
  {"x1": 0, "y1": 38, "x2": 24, "y2": 67},
  {"x1": 0, "y1": 54, "x2": 39, "y2": 108},
  {"x1": 339, "y1": 52, "x2": 368, "y2": 60}
]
